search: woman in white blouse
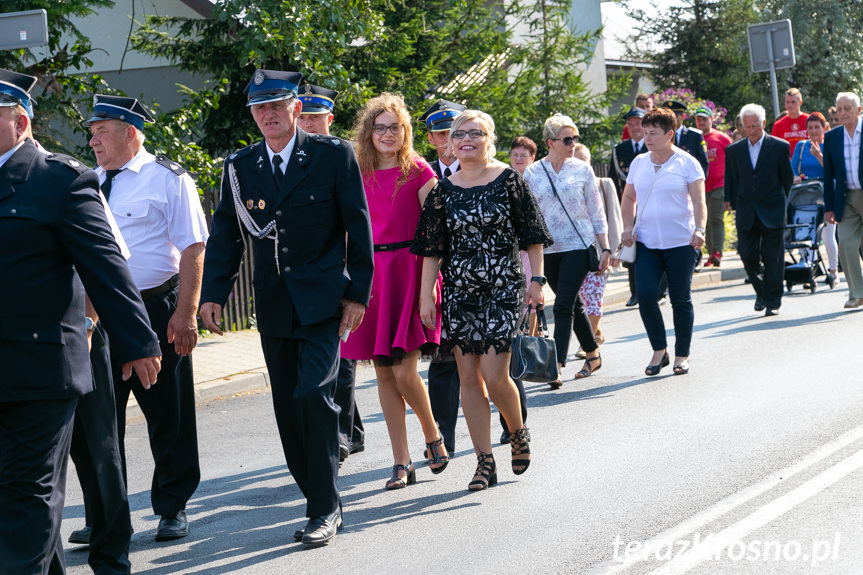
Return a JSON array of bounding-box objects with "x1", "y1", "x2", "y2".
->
[
  {"x1": 616, "y1": 108, "x2": 707, "y2": 376},
  {"x1": 523, "y1": 114, "x2": 610, "y2": 383}
]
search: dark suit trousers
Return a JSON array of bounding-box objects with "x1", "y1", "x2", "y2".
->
[
  {"x1": 428, "y1": 358, "x2": 460, "y2": 452},
  {"x1": 544, "y1": 249, "x2": 599, "y2": 365},
  {"x1": 0, "y1": 396, "x2": 77, "y2": 575},
  {"x1": 70, "y1": 323, "x2": 132, "y2": 575},
  {"x1": 260, "y1": 316, "x2": 341, "y2": 518},
  {"x1": 334, "y1": 359, "x2": 363, "y2": 450},
  {"x1": 114, "y1": 286, "x2": 200, "y2": 517},
  {"x1": 738, "y1": 216, "x2": 785, "y2": 309}
]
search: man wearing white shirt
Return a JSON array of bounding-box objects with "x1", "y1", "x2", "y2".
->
[
  {"x1": 824, "y1": 92, "x2": 863, "y2": 308},
  {"x1": 85, "y1": 94, "x2": 209, "y2": 541}
]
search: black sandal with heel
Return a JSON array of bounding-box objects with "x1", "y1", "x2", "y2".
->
[
  {"x1": 510, "y1": 426, "x2": 532, "y2": 475},
  {"x1": 385, "y1": 462, "x2": 416, "y2": 490},
  {"x1": 645, "y1": 351, "x2": 669, "y2": 376},
  {"x1": 468, "y1": 452, "x2": 497, "y2": 491},
  {"x1": 575, "y1": 353, "x2": 602, "y2": 379},
  {"x1": 425, "y1": 436, "x2": 449, "y2": 474}
]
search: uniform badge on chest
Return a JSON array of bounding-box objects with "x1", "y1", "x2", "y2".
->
[{"x1": 246, "y1": 199, "x2": 254, "y2": 210}]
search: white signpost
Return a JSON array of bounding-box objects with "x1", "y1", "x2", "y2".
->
[{"x1": 748, "y1": 19, "x2": 796, "y2": 120}]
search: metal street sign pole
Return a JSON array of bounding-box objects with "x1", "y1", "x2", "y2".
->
[
  {"x1": 765, "y1": 29, "x2": 780, "y2": 120},
  {"x1": 747, "y1": 20, "x2": 795, "y2": 120}
]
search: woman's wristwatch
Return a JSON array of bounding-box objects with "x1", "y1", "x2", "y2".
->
[
  {"x1": 695, "y1": 227, "x2": 705, "y2": 234},
  {"x1": 601, "y1": 248, "x2": 612, "y2": 254},
  {"x1": 530, "y1": 276, "x2": 547, "y2": 286}
]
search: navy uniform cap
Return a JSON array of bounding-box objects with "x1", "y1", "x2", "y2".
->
[
  {"x1": 419, "y1": 99, "x2": 466, "y2": 132},
  {"x1": 298, "y1": 83, "x2": 337, "y2": 115},
  {"x1": 623, "y1": 107, "x2": 646, "y2": 120},
  {"x1": 0, "y1": 68, "x2": 37, "y2": 113},
  {"x1": 244, "y1": 70, "x2": 303, "y2": 106},
  {"x1": 662, "y1": 100, "x2": 687, "y2": 114},
  {"x1": 84, "y1": 95, "x2": 155, "y2": 130}
]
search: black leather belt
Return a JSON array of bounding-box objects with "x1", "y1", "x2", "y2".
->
[
  {"x1": 374, "y1": 240, "x2": 413, "y2": 252},
  {"x1": 141, "y1": 274, "x2": 180, "y2": 301}
]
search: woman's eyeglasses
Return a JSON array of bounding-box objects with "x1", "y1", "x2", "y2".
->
[
  {"x1": 373, "y1": 124, "x2": 403, "y2": 135},
  {"x1": 451, "y1": 129, "x2": 487, "y2": 140},
  {"x1": 549, "y1": 136, "x2": 578, "y2": 146},
  {"x1": 510, "y1": 153, "x2": 533, "y2": 160}
]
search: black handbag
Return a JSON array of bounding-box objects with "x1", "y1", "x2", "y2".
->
[
  {"x1": 539, "y1": 161, "x2": 600, "y2": 272},
  {"x1": 509, "y1": 308, "x2": 559, "y2": 383}
]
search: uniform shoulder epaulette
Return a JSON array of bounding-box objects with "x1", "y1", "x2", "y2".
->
[
  {"x1": 45, "y1": 153, "x2": 89, "y2": 174},
  {"x1": 310, "y1": 133, "x2": 344, "y2": 148},
  {"x1": 225, "y1": 143, "x2": 257, "y2": 164},
  {"x1": 154, "y1": 155, "x2": 188, "y2": 176},
  {"x1": 688, "y1": 127, "x2": 703, "y2": 135}
]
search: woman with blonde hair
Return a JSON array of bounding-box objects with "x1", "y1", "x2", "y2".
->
[
  {"x1": 341, "y1": 93, "x2": 449, "y2": 489},
  {"x1": 523, "y1": 114, "x2": 610, "y2": 384},
  {"x1": 414, "y1": 110, "x2": 553, "y2": 491}
]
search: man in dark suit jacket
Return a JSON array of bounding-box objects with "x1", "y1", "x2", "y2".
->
[
  {"x1": 725, "y1": 103, "x2": 794, "y2": 315},
  {"x1": 663, "y1": 100, "x2": 710, "y2": 176},
  {"x1": 0, "y1": 68, "x2": 161, "y2": 574},
  {"x1": 823, "y1": 92, "x2": 863, "y2": 309},
  {"x1": 200, "y1": 70, "x2": 373, "y2": 548}
]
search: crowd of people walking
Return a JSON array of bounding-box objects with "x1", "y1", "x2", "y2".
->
[{"x1": 4, "y1": 60, "x2": 863, "y2": 575}]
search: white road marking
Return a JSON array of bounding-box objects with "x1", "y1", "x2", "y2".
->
[{"x1": 586, "y1": 423, "x2": 863, "y2": 574}]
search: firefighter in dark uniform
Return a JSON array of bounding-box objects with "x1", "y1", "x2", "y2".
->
[
  {"x1": 0, "y1": 68, "x2": 161, "y2": 575},
  {"x1": 298, "y1": 82, "x2": 366, "y2": 462},
  {"x1": 200, "y1": 70, "x2": 373, "y2": 548}
]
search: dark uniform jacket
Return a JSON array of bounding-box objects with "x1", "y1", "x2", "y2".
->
[
  {"x1": 429, "y1": 159, "x2": 458, "y2": 181},
  {"x1": 0, "y1": 140, "x2": 160, "y2": 401},
  {"x1": 724, "y1": 134, "x2": 793, "y2": 230},
  {"x1": 823, "y1": 124, "x2": 863, "y2": 222},
  {"x1": 201, "y1": 129, "x2": 374, "y2": 336},
  {"x1": 609, "y1": 139, "x2": 648, "y2": 195},
  {"x1": 676, "y1": 126, "x2": 710, "y2": 176}
]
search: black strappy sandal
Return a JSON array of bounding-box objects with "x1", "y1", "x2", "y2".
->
[
  {"x1": 468, "y1": 452, "x2": 497, "y2": 491},
  {"x1": 510, "y1": 426, "x2": 532, "y2": 475},
  {"x1": 574, "y1": 353, "x2": 602, "y2": 379},
  {"x1": 385, "y1": 462, "x2": 416, "y2": 490},
  {"x1": 425, "y1": 436, "x2": 449, "y2": 474}
]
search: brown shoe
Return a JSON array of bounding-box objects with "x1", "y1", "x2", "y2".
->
[{"x1": 844, "y1": 298, "x2": 863, "y2": 309}]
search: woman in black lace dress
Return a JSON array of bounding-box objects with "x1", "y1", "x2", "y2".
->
[{"x1": 412, "y1": 110, "x2": 553, "y2": 491}]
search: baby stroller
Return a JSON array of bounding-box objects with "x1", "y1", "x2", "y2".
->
[{"x1": 783, "y1": 180, "x2": 834, "y2": 293}]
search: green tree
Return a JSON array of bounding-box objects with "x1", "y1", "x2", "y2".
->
[
  {"x1": 624, "y1": 0, "x2": 762, "y2": 119},
  {"x1": 759, "y1": 0, "x2": 863, "y2": 115}
]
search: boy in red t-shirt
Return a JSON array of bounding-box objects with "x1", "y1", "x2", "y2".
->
[
  {"x1": 771, "y1": 88, "x2": 809, "y2": 156},
  {"x1": 694, "y1": 107, "x2": 733, "y2": 267}
]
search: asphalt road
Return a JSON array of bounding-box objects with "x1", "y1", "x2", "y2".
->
[{"x1": 62, "y1": 276, "x2": 863, "y2": 574}]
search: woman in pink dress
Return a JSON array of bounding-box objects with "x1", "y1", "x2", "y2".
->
[{"x1": 341, "y1": 93, "x2": 449, "y2": 489}]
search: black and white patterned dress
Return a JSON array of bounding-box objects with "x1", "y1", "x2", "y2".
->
[{"x1": 412, "y1": 168, "x2": 553, "y2": 355}]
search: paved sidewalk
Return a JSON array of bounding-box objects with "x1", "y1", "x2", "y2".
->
[{"x1": 129, "y1": 252, "x2": 760, "y2": 419}]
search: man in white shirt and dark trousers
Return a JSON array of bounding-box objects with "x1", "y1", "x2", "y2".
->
[
  {"x1": 823, "y1": 92, "x2": 863, "y2": 309},
  {"x1": 84, "y1": 95, "x2": 209, "y2": 540}
]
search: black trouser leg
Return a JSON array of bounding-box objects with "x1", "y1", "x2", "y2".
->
[
  {"x1": 427, "y1": 358, "x2": 459, "y2": 452},
  {"x1": 261, "y1": 317, "x2": 341, "y2": 518},
  {"x1": 544, "y1": 250, "x2": 598, "y2": 366},
  {"x1": 0, "y1": 397, "x2": 77, "y2": 575},
  {"x1": 71, "y1": 323, "x2": 132, "y2": 574},
  {"x1": 499, "y1": 377, "x2": 527, "y2": 435},
  {"x1": 113, "y1": 287, "x2": 200, "y2": 517}
]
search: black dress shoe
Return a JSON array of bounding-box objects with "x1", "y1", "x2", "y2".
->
[
  {"x1": 294, "y1": 518, "x2": 312, "y2": 542},
  {"x1": 339, "y1": 444, "x2": 349, "y2": 462},
  {"x1": 302, "y1": 508, "x2": 342, "y2": 548},
  {"x1": 349, "y1": 441, "x2": 365, "y2": 455},
  {"x1": 765, "y1": 308, "x2": 779, "y2": 316},
  {"x1": 68, "y1": 525, "x2": 92, "y2": 545},
  {"x1": 754, "y1": 298, "x2": 765, "y2": 312},
  {"x1": 155, "y1": 510, "x2": 189, "y2": 541},
  {"x1": 625, "y1": 295, "x2": 639, "y2": 307},
  {"x1": 500, "y1": 429, "x2": 511, "y2": 445}
]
